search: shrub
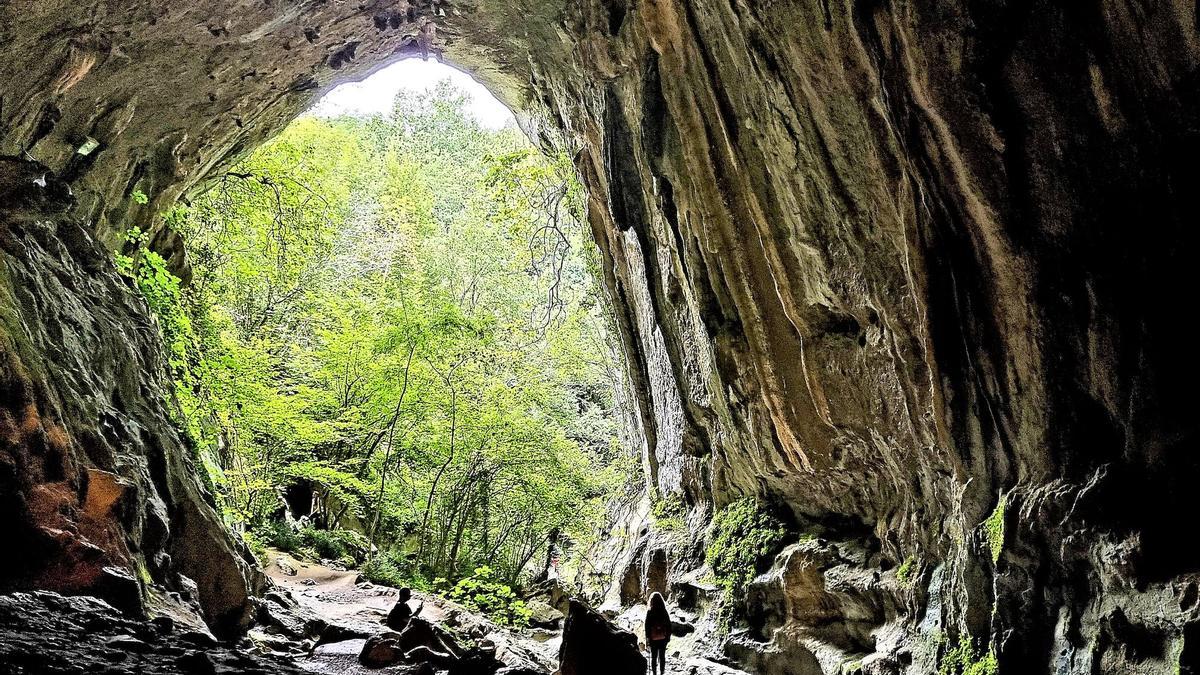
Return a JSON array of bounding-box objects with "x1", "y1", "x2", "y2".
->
[
  {"x1": 706, "y1": 498, "x2": 789, "y2": 603},
  {"x1": 297, "y1": 527, "x2": 370, "y2": 565},
  {"x1": 439, "y1": 566, "x2": 532, "y2": 627},
  {"x1": 361, "y1": 553, "x2": 406, "y2": 588},
  {"x1": 242, "y1": 530, "x2": 269, "y2": 565},
  {"x1": 257, "y1": 521, "x2": 302, "y2": 552},
  {"x1": 361, "y1": 550, "x2": 432, "y2": 590},
  {"x1": 254, "y1": 522, "x2": 368, "y2": 565}
]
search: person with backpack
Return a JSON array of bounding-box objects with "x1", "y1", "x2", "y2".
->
[{"x1": 644, "y1": 592, "x2": 672, "y2": 674}]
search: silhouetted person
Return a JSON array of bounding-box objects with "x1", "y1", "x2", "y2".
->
[
  {"x1": 385, "y1": 587, "x2": 424, "y2": 631},
  {"x1": 645, "y1": 592, "x2": 671, "y2": 675}
]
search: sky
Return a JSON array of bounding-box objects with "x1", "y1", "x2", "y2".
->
[{"x1": 308, "y1": 58, "x2": 516, "y2": 129}]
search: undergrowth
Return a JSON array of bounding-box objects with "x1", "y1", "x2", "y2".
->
[
  {"x1": 360, "y1": 550, "x2": 433, "y2": 591},
  {"x1": 436, "y1": 566, "x2": 531, "y2": 627},
  {"x1": 255, "y1": 521, "x2": 369, "y2": 566}
]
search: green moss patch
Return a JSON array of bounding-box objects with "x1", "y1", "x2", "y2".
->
[
  {"x1": 706, "y1": 498, "x2": 788, "y2": 602},
  {"x1": 983, "y1": 493, "x2": 1007, "y2": 564}
]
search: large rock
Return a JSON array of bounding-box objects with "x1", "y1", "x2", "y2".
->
[
  {"x1": 0, "y1": 591, "x2": 303, "y2": 674},
  {"x1": 524, "y1": 600, "x2": 564, "y2": 630},
  {"x1": 358, "y1": 633, "x2": 406, "y2": 669},
  {"x1": 0, "y1": 160, "x2": 261, "y2": 637},
  {"x1": 558, "y1": 600, "x2": 646, "y2": 675},
  {"x1": 256, "y1": 588, "x2": 327, "y2": 640}
]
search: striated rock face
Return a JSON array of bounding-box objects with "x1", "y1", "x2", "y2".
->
[{"x1": 3, "y1": 0, "x2": 1200, "y2": 671}]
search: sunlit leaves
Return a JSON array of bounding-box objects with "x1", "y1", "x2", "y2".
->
[{"x1": 165, "y1": 80, "x2": 636, "y2": 587}]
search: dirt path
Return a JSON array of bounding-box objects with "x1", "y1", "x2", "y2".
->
[
  {"x1": 265, "y1": 552, "x2": 398, "y2": 639},
  {"x1": 263, "y1": 551, "x2": 559, "y2": 673}
]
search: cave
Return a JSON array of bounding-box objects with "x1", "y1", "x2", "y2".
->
[{"x1": 2, "y1": 0, "x2": 1200, "y2": 673}]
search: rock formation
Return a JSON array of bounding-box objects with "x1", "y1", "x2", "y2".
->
[
  {"x1": 0, "y1": 591, "x2": 305, "y2": 674},
  {"x1": 2, "y1": 0, "x2": 1199, "y2": 672},
  {"x1": 559, "y1": 599, "x2": 647, "y2": 674}
]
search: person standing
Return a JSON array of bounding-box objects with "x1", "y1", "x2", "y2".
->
[{"x1": 645, "y1": 592, "x2": 672, "y2": 675}]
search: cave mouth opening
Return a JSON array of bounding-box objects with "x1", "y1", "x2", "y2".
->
[{"x1": 134, "y1": 58, "x2": 638, "y2": 609}]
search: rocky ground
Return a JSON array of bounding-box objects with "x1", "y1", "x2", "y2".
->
[
  {"x1": 262, "y1": 551, "x2": 558, "y2": 673},
  {"x1": 0, "y1": 591, "x2": 306, "y2": 674},
  {"x1": 0, "y1": 550, "x2": 741, "y2": 675}
]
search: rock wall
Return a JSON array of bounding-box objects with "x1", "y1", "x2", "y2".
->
[
  {"x1": 0, "y1": 158, "x2": 262, "y2": 637},
  {"x1": 2, "y1": 0, "x2": 1199, "y2": 671}
]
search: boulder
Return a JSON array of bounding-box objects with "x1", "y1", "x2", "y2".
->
[
  {"x1": 670, "y1": 619, "x2": 696, "y2": 638},
  {"x1": 525, "y1": 600, "x2": 564, "y2": 630},
  {"x1": 558, "y1": 600, "x2": 646, "y2": 675},
  {"x1": 275, "y1": 557, "x2": 297, "y2": 577},
  {"x1": 522, "y1": 578, "x2": 571, "y2": 616},
  {"x1": 257, "y1": 589, "x2": 325, "y2": 639},
  {"x1": 0, "y1": 591, "x2": 304, "y2": 674},
  {"x1": 405, "y1": 645, "x2": 458, "y2": 668},
  {"x1": 446, "y1": 646, "x2": 504, "y2": 675},
  {"x1": 358, "y1": 633, "x2": 405, "y2": 668}
]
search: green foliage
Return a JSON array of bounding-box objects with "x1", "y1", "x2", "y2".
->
[
  {"x1": 706, "y1": 499, "x2": 789, "y2": 604},
  {"x1": 114, "y1": 80, "x2": 633, "y2": 597},
  {"x1": 984, "y1": 494, "x2": 1007, "y2": 564},
  {"x1": 299, "y1": 527, "x2": 369, "y2": 564},
  {"x1": 439, "y1": 566, "x2": 532, "y2": 626},
  {"x1": 115, "y1": 228, "x2": 192, "y2": 372},
  {"x1": 284, "y1": 462, "x2": 371, "y2": 519},
  {"x1": 254, "y1": 522, "x2": 367, "y2": 565},
  {"x1": 131, "y1": 189, "x2": 149, "y2": 205},
  {"x1": 257, "y1": 521, "x2": 303, "y2": 552},
  {"x1": 361, "y1": 550, "x2": 431, "y2": 590},
  {"x1": 242, "y1": 530, "x2": 270, "y2": 564},
  {"x1": 897, "y1": 555, "x2": 918, "y2": 586},
  {"x1": 939, "y1": 636, "x2": 998, "y2": 675},
  {"x1": 651, "y1": 493, "x2": 686, "y2": 532},
  {"x1": 113, "y1": 226, "x2": 219, "y2": 497}
]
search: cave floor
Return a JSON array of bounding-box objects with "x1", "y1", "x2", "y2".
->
[{"x1": 264, "y1": 551, "x2": 559, "y2": 673}]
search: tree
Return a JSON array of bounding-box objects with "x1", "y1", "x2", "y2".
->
[{"x1": 130, "y1": 80, "x2": 640, "y2": 595}]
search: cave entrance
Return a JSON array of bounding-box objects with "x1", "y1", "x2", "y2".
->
[{"x1": 134, "y1": 58, "x2": 637, "y2": 608}]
